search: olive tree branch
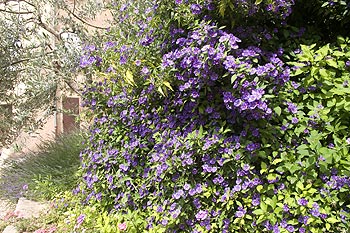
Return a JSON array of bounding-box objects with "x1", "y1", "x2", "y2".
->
[
  {"x1": 0, "y1": 8, "x2": 33, "y2": 14},
  {"x1": 66, "y1": 7, "x2": 109, "y2": 30}
]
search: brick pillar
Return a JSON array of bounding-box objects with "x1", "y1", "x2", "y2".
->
[{"x1": 62, "y1": 97, "x2": 80, "y2": 134}]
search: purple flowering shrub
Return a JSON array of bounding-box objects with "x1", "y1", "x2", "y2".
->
[{"x1": 75, "y1": 0, "x2": 350, "y2": 232}]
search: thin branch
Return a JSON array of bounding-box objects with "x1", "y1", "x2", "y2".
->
[
  {"x1": 64, "y1": 79, "x2": 82, "y2": 97},
  {"x1": 1, "y1": 0, "x2": 36, "y2": 8},
  {"x1": 1, "y1": 58, "x2": 31, "y2": 69},
  {"x1": 1, "y1": 50, "x2": 55, "y2": 69},
  {"x1": 66, "y1": 8, "x2": 109, "y2": 30},
  {"x1": 0, "y1": 8, "x2": 33, "y2": 14},
  {"x1": 73, "y1": 0, "x2": 76, "y2": 14},
  {"x1": 37, "y1": 16, "x2": 61, "y2": 40}
]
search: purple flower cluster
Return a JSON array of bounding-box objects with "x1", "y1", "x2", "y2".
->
[
  {"x1": 79, "y1": 45, "x2": 102, "y2": 68},
  {"x1": 162, "y1": 22, "x2": 290, "y2": 121}
]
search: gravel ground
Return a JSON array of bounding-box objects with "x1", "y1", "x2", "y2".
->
[
  {"x1": 0, "y1": 199, "x2": 14, "y2": 220},
  {"x1": 0, "y1": 155, "x2": 14, "y2": 220}
]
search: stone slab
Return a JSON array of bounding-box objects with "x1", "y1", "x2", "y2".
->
[
  {"x1": 14, "y1": 198, "x2": 48, "y2": 219},
  {"x1": 2, "y1": 225, "x2": 18, "y2": 233}
]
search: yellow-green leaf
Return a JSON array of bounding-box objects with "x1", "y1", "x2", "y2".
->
[
  {"x1": 326, "y1": 217, "x2": 339, "y2": 224},
  {"x1": 162, "y1": 81, "x2": 173, "y2": 91},
  {"x1": 125, "y1": 70, "x2": 135, "y2": 85}
]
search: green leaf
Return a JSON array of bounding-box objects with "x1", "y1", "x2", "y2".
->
[
  {"x1": 319, "y1": 68, "x2": 329, "y2": 78},
  {"x1": 326, "y1": 59, "x2": 338, "y2": 68},
  {"x1": 267, "y1": 173, "x2": 277, "y2": 180},
  {"x1": 274, "y1": 106, "x2": 282, "y2": 116},
  {"x1": 125, "y1": 70, "x2": 135, "y2": 85},
  {"x1": 271, "y1": 196, "x2": 277, "y2": 209},
  {"x1": 260, "y1": 162, "x2": 267, "y2": 174},
  {"x1": 231, "y1": 75, "x2": 237, "y2": 83},
  {"x1": 296, "y1": 181, "x2": 304, "y2": 191},
  {"x1": 162, "y1": 81, "x2": 173, "y2": 91},
  {"x1": 289, "y1": 165, "x2": 299, "y2": 175},
  {"x1": 256, "y1": 185, "x2": 263, "y2": 192},
  {"x1": 158, "y1": 86, "x2": 165, "y2": 96},
  {"x1": 332, "y1": 51, "x2": 345, "y2": 57},
  {"x1": 252, "y1": 209, "x2": 264, "y2": 215},
  {"x1": 260, "y1": 201, "x2": 267, "y2": 212},
  {"x1": 326, "y1": 217, "x2": 340, "y2": 224},
  {"x1": 272, "y1": 158, "x2": 282, "y2": 165}
]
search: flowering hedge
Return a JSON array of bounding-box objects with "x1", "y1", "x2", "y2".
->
[{"x1": 77, "y1": 1, "x2": 350, "y2": 232}]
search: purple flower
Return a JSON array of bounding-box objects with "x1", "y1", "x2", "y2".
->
[
  {"x1": 287, "y1": 102, "x2": 298, "y2": 114},
  {"x1": 193, "y1": 198, "x2": 201, "y2": 209},
  {"x1": 195, "y1": 210, "x2": 208, "y2": 221},
  {"x1": 172, "y1": 208, "x2": 181, "y2": 218},
  {"x1": 190, "y1": 4, "x2": 202, "y2": 15},
  {"x1": 235, "y1": 206, "x2": 246, "y2": 218},
  {"x1": 104, "y1": 41, "x2": 115, "y2": 50},
  {"x1": 76, "y1": 214, "x2": 85, "y2": 226},
  {"x1": 298, "y1": 215, "x2": 309, "y2": 225},
  {"x1": 119, "y1": 164, "x2": 129, "y2": 172},
  {"x1": 273, "y1": 224, "x2": 280, "y2": 233},
  {"x1": 263, "y1": 220, "x2": 273, "y2": 230},
  {"x1": 243, "y1": 164, "x2": 250, "y2": 171},
  {"x1": 291, "y1": 81, "x2": 300, "y2": 89},
  {"x1": 161, "y1": 219, "x2": 168, "y2": 226},
  {"x1": 280, "y1": 219, "x2": 287, "y2": 228},
  {"x1": 189, "y1": 188, "x2": 196, "y2": 196},
  {"x1": 234, "y1": 99, "x2": 242, "y2": 107},
  {"x1": 247, "y1": 89, "x2": 264, "y2": 102},
  {"x1": 286, "y1": 225, "x2": 295, "y2": 232},
  {"x1": 120, "y1": 55, "x2": 127, "y2": 65},
  {"x1": 135, "y1": 60, "x2": 141, "y2": 66},
  {"x1": 223, "y1": 56, "x2": 235, "y2": 69},
  {"x1": 291, "y1": 117, "x2": 298, "y2": 124},
  {"x1": 252, "y1": 193, "x2": 260, "y2": 206},
  {"x1": 120, "y1": 4, "x2": 127, "y2": 11},
  {"x1": 297, "y1": 198, "x2": 308, "y2": 206},
  {"x1": 184, "y1": 183, "x2": 191, "y2": 190},
  {"x1": 346, "y1": 138, "x2": 350, "y2": 144},
  {"x1": 172, "y1": 192, "x2": 181, "y2": 200},
  {"x1": 83, "y1": 44, "x2": 96, "y2": 52},
  {"x1": 141, "y1": 66, "x2": 150, "y2": 75},
  {"x1": 80, "y1": 55, "x2": 96, "y2": 68}
]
